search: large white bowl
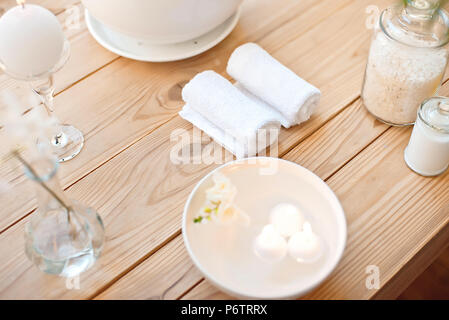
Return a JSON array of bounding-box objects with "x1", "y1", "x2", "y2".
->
[
  {"x1": 82, "y1": 0, "x2": 243, "y2": 45},
  {"x1": 182, "y1": 157, "x2": 347, "y2": 299}
]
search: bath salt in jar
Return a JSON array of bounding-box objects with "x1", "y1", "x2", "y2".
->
[
  {"x1": 404, "y1": 96, "x2": 449, "y2": 176},
  {"x1": 362, "y1": 0, "x2": 449, "y2": 126}
]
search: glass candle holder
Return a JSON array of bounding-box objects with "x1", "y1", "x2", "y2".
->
[
  {"x1": 404, "y1": 96, "x2": 449, "y2": 176},
  {"x1": 0, "y1": 37, "x2": 84, "y2": 162}
]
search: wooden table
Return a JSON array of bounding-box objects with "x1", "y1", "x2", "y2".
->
[{"x1": 0, "y1": 0, "x2": 448, "y2": 300}]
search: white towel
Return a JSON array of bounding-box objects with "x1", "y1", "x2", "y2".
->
[
  {"x1": 234, "y1": 82, "x2": 290, "y2": 128},
  {"x1": 227, "y1": 43, "x2": 321, "y2": 128},
  {"x1": 180, "y1": 71, "x2": 281, "y2": 158}
]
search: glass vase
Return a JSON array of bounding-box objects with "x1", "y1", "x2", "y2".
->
[{"x1": 23, "y1": 157, "x2": 104, "y2": 277}]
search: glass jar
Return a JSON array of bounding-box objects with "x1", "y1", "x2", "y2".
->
[
  {"x1": 23, "y1": 157, "x2": 105, "y2": 277},
  {"x1": 362, "y1": 0, "x2": 449, "y2": 126},
  {"x1": 404, "y1": 96, "x2": 449, "y2": 176}
]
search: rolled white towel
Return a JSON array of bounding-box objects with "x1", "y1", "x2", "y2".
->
[
  {"x1": 234, "y1": 82, "x2": 290, "y2": 128},
  {"x1": 227, "y1": 43, "x2": 321, "y2": 128},
  {"x1": 180, "y1": 70, "x2": 281, "y2": 158}
]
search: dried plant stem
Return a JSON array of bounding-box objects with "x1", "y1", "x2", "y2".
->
[{"x1": 12, "y1": 150, "x2": 73, "y2": 223}]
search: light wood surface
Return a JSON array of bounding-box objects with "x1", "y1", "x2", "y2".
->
[{"x1": 0, "y1": 0, "x2": 448, "y2": 300}]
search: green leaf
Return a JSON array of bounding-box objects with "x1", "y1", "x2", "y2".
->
[{"x1": 193, "y1": 216, "x2": 203, "y2": 223}]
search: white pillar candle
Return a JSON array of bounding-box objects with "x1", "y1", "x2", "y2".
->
[
  {"x1": 404, "y1": 97, "x2": 449, "y2": 176},
  {"x1": 254, "y1": 224, "x2": 287, "y2": 263},
  {"x1": 270, "y1": 203, "x2": 305, "y2": 238},
  {"x1": 0, "y1": 3, "x2": 65, "y2": 78},
  {"x1": 288, "y1": 222, "x2": 322, "y2": 263}
]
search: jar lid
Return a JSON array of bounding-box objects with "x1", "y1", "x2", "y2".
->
[
  {"x1": 418, "y1": 96, "x2": 449, "y2": 133},
  {"x1": 381, "y1": 1, "x2": 449, "y2": 48}
]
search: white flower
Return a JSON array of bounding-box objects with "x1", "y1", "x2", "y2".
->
[
  {"x1": 194, "y1": 172, "x2": 250, "y2": 226},
  {"x1": 0, "y1": 180, "x2": 11, "y2": 194},
  {"x1": 0, "y1": 91, "x2": 57, "y2": 157},
  {"x1": 205, "y1": 172, "x2": 237, "y2": 205}
]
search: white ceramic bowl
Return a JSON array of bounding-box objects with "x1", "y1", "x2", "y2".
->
[
  {"x1": 182, "y1": 157, "x2": 347, "y2": 299},
  {"x1": 82, "y1": 0, "x2": 243, "y2": 45}
]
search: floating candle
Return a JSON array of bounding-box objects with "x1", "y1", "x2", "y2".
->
[
  {"x1": 270, "y1": 203, "x2": 304, "y2": 238},
  {"x1": 288, "y1": 222, "x2": 322, "y2": 263},
  {"x1": 254, "y1": 224, "x2": 287, "y2": 263},
  {"x1": 0, "y1": 3, "x2": 65, "y2": 78}
]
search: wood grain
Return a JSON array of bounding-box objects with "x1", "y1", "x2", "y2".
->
[
  {"x1": 376, "y1": 223, "x2": 449, "y2": 299},
  {"x1": 96, "y1": 235, "x2": 204, "y2": 300},
  {"x1": 182, "y1": 280, "x2": 230, "y2": 300}
]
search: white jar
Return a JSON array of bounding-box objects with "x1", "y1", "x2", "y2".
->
[{"x1": 404, "y1": 97, "x2": 449, "y2": 176}]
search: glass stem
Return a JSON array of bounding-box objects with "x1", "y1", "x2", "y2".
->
[
  {"x1": 13, "y1": 151, "x2": 72, "y2": 212},
  {"x1": 32, "y1": 75, "x2": 67, "y2": 147},
  {"x1": 33, "y1": 75, "x2": 55, "y2": 115}
]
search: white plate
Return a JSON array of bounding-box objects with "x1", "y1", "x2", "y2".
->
[
  {"x1": 182, "y1": 157, "x2": 347, "y2": 299},
  {"x1": 84, "y1": 7, "x2": 241, "y2": 62}
]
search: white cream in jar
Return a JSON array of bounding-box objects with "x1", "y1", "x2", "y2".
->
[{"x1": 404, "y1": 97, "x2": 449, "y2": 176}]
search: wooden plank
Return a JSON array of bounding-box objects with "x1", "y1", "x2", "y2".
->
[
  {"x1": 0, "y1": 0, "x2": 323, "y2": 232},
  {"x1": 308, "y1": 131, "x2": 448, "y2": 299},
  {"x1": 96, "y1": 235, "x2": 204, "y2": 300},
  {"x1": 399, "y1": 260, "x2": 449, "y2": 299},
  {"x1": 282, "y1": 100, "x2": 389, "y2": 178},
  {"x1": 95, "y1": 99, "x2": 389, "y2": 299},
  {"x1": 377, "y1": 223, "x2": 449, "y2": 299},
  {"x1": 182, "y1": 280, "x2": 231, "y2": 300}
]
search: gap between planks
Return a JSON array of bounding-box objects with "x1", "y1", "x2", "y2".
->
[{"x1": 86, "y1": 229, "x2": 183, "y2": 300}]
